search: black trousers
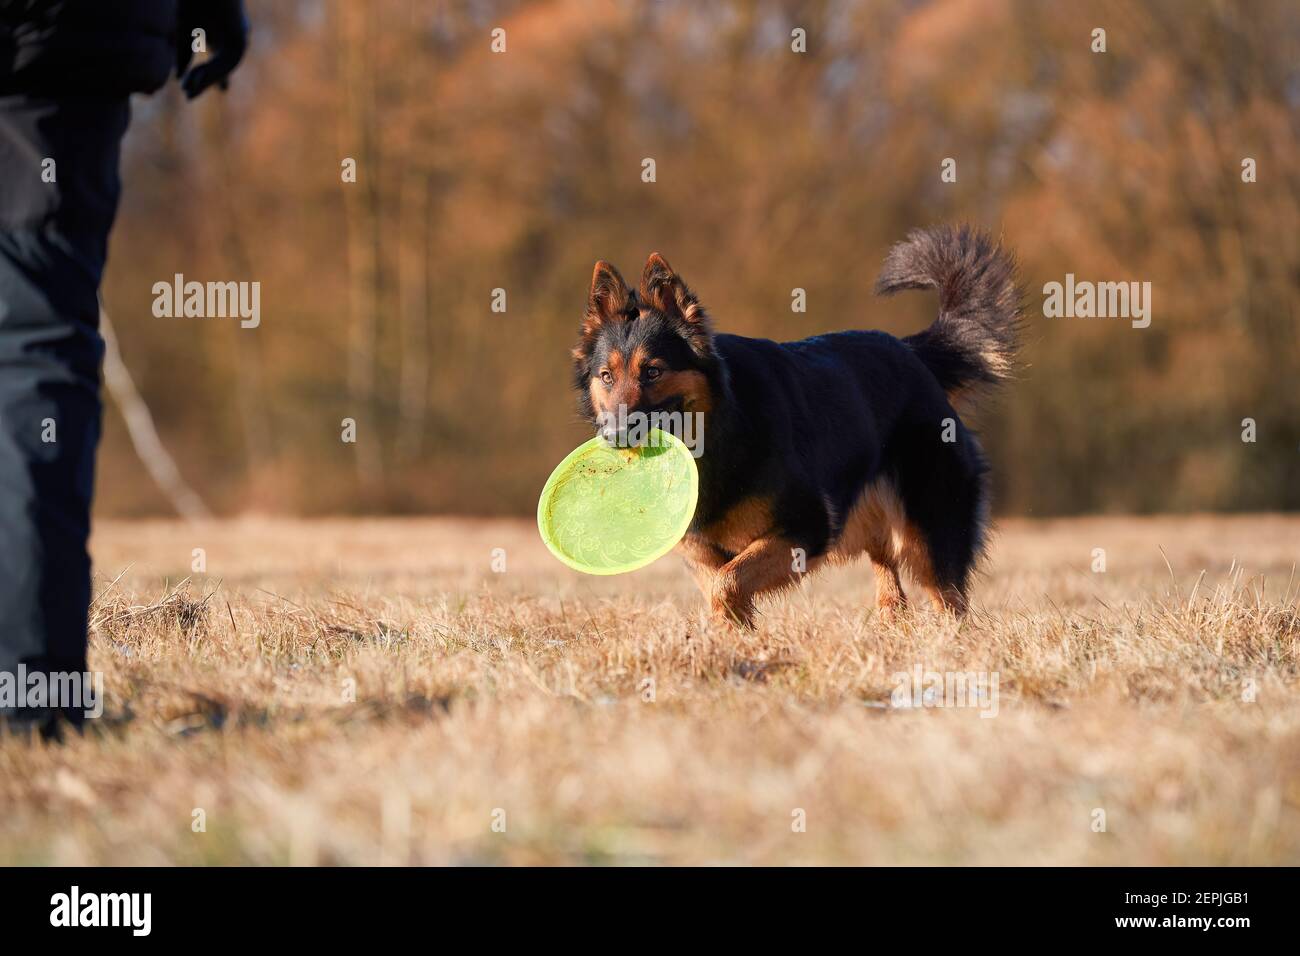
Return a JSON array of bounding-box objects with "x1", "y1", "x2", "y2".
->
[{"x1": 0, "y1": 95, "x2": 130, "y2": 725}]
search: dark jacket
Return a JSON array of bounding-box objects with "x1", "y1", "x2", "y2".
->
[{"x1": 0, "y1": 0, "x2": 177, "y2": 96}]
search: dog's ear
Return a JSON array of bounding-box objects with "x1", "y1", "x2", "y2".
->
[
  {"x1": 639, "y1": 253, "x2": 714, "y2": 358},
  {"x1": 573, "y1": 261, "x2": 630, "y2": 373},
  {"x1": 585, "y1": 260, "x2": 631, "y2": 333}
]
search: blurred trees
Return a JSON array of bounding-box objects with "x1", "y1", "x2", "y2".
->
[{"x1": 98, "y1": 0, "x2": 1300, "y2": 516}]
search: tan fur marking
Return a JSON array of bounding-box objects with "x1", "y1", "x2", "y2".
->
[
  {"x1": 709, "y1": 535, "x2": 816, "y2": 629},
  {"x1": 872, "y1": 562, "x2": 907, "y2": 620},
  {"x1": 681, "y1": 494, "x2": 811, "y2": 629},
  {"x1": 593, "y1": 348, "x2": 643, "y2": 416},
  {"x1": 626, "y1": 345, "x2": 646, "y2": 381},
  {"x1": 900, "y1": 521, "x2": 967, "y2": 614},
  {"x1": 676, "y1": 535, "x2": 728, "y2": 596},
  {"x1": 830, "y1": 478, "x2": 906, "y2": 562},
  {"x1": 680, "y1": 497, "x2": 804, "y2": 628},
  {"x1": 646, "y1": 368, "x2": 712, "y2": 413},
  {"x1": 587, "y1": 378, "x2": 605, "y2": 417},
  {"x1": 701, "y1": 496, "x2": 774, "y2": 556},
  {"x1": 828, "y1": 478, "x2": 912, "y2": 616}
]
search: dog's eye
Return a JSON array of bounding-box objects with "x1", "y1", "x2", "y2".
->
[
  {"x1": 599, "y1": 370, "x2": 614, "y2": 386},
  {"x1": 644, "y1": 366, "x2": 662, "y2": 382}
]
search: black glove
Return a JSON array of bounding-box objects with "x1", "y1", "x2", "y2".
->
[{"x1": 176, "y1": 0, "x2": 250, "y2": 99}]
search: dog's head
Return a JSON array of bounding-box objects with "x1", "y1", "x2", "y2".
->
[{"x1": 572, "y1": 253, "x2": 717, "y2": 445}]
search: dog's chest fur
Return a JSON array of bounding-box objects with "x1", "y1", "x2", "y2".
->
[{"x1": 694, "y1": 494, "x2": 774, "y2": 556}]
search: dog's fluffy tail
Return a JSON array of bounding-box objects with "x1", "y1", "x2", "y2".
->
[{"x1": 875, "y1": 224, "x2": 1022, "y2": 399}]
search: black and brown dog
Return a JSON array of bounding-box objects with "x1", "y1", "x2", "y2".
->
[{"x1": 572, "y1": 224, "x2": 1022, "y2": 627}]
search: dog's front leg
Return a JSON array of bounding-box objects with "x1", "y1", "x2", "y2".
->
[
  {"x1": 709, "y1": 535, "x2": 814, "y2": 629},
  {"x1": 677, "y1": 535, "x2": 730, "y2": 616}
]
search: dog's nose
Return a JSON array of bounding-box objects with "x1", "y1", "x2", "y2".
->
[{"x1": 599, "y1": 424, "x2": 629, "y2": 446}]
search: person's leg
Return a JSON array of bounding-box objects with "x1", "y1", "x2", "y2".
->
[{"x1": 0, "y1": 95, "x2": 130, "y2": 736}]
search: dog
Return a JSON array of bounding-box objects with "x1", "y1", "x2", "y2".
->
[{"x1": 572, "y1": 224, "x2": 1022, "y2": 628}]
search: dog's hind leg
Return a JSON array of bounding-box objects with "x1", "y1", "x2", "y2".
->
[
  {"x1": 869, "y1": 551, "x2": 908, "y2": 621},
  {"x1": 891, "y1": 427, "x2": 989, "y2": 616},
  {"x1": 901, "y1": 526, "x2": 969, "y2": 614},
  {"x1": 849, "y1": 478, "x2": 910, "y2": 621},
  {"x1": 898, "y1": 467, "x2": 986, "y2": 615},
  {"x1": 862, "y1": 513, "x2": 907, "y2": 620}
]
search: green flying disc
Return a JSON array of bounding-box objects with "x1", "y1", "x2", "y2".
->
[{"x1": 537, "y1": 428, "x2": 699, "y2": 575}]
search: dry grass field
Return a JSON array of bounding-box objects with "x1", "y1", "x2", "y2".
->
[{"x1": 2, "y1": 514, "x2": 1298, "y2": 865}]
